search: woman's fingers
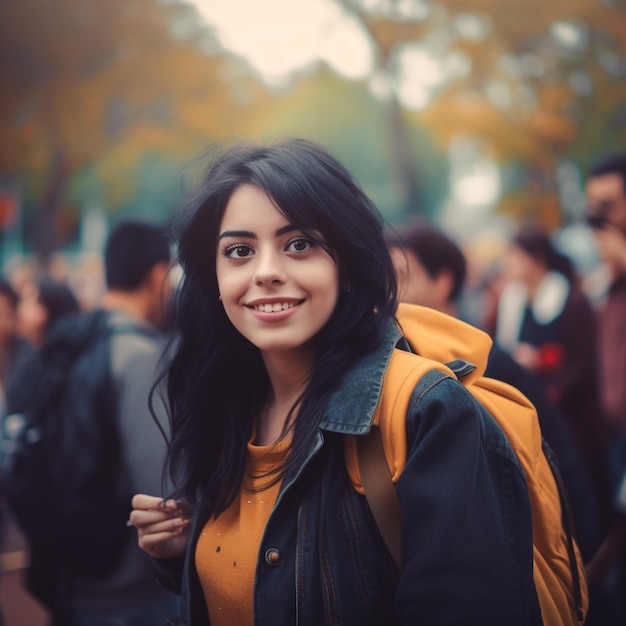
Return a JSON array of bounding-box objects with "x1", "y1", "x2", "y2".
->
[
  {"x1": 129, "y1": 493, "x2": 191, "y2": 559},
  {"x1": 131, "y1": 493, "x2": 168, "y2": 511},
  {"x1": 137, "y1": 518, "x2": 190, "y2": 559}
]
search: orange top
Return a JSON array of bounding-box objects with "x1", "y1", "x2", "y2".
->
[{"x1": 195, "y1": 438, "x2": 289, "y2": 626}]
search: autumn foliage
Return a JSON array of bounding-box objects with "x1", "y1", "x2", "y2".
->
[{"x1": 1, "y1": 0, "x2": 625, "y2": 262}]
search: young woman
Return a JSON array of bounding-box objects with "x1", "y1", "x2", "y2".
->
[{"x1": 129, "y1": 138, "x2": 536, "y2": 625}]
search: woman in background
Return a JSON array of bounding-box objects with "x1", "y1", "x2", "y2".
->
[{"x1": 494, "y1": 225, "x2": 611, "y2": 534}]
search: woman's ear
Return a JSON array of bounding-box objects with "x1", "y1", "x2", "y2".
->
[
  {"x1": 148, "y1": 261, "x2": 171, "y2": 295},
  {"x1": 435, "y1": 269, "x2": 455, "y2": 305}
]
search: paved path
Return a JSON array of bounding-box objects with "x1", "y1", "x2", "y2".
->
[{"x1": 0, "y1": 508, "x2": 48, "y2": 626}]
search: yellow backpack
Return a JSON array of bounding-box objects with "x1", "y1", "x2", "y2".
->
[{"x1": 345, "y1": 303, "x2": 588, "y2": 625}]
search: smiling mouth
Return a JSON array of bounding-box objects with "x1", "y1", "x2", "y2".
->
[{"x1": 250, "y1": 301, "x2": 300, "y2": 313}]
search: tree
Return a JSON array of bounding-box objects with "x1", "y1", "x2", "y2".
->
[
  {"x1": 0, "y1": 0, "x2": 264, "y2": 267},
  {"x1": 332, "y1": 0, "x2": 626, "y2": 225}
]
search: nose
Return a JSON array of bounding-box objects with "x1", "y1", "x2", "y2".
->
[{"x1": 253, "y1": 248, "x2": 286, "y2": 286}]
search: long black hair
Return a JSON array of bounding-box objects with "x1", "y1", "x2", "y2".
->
[{"x1": 161, "y1": 137, "x2": 397, "y2": 514}]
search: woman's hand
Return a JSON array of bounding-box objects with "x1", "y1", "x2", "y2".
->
[
  {"x1": 513, "y1": 342, "x2": 539, "y2": 370},
  {"x1": 128, "y1": 494, "x2": 191, "y2": 560}
]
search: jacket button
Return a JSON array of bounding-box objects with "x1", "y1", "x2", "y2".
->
[{"x1": 264, "y1": 548, "x2": 281, "y2": 567}]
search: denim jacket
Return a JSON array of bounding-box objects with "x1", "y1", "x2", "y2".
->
[{"x1": 159, "y1": 318, "x2": 539, "y2": 626}]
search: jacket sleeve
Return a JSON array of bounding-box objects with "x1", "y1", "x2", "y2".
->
[{"x1": 395, "y1": 370, "x2": 538, "y2": 626}]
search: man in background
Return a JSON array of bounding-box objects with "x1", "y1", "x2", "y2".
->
[
  {"x1": 586, "y1": 154, "x2": 626, "y2": 496},
  {"x1": 70, "y1": 219, "x2": 178, "y2": 625},
  {"x1": 585, "y1": 154, "x2": 626, "y2": 623}
]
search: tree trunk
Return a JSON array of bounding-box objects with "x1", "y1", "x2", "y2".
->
[
  {"x1": 34, "y1": 150, "x2": 76, "y2": 272},
  {"x1": 388, "y1": 97, "x2": 423, "y2": 216}
]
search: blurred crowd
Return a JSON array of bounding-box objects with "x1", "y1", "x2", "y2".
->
[
  {"x1": 388, "y1": 152, "x2": 626, "y2": 626},
  {"x1": 0, "y1": 220, "x2": 179, "y2": 626}
]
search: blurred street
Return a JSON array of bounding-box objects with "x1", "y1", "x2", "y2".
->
[{"x1": 0, "y1": 508, "x2": 47, "y2": 626}]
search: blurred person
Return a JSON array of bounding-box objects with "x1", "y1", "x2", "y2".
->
[
  {"x1": 494, "y1": 226, "x2": 589, "y2": 380},
  {"x1": 16, "y1": 277, "x2": 81, "y2": 348},
  {"x1": 586, "y1": 153, "x2": 626, "y2": 491},
  {"x1": 387, "y1": 222, "x2": 601, "y2": 563},
  {"x1": 492, "y1": 226, "x2": 612, "y2": 533},
  {"x1": 493, "y1": 228, "x2": 595, "y2": 396},
  {"x1": 4, "y1": 220, "x2": 178, "y2": 626},
  {"x1": 585, "y1": 153, "x2": 626, "y2": 622},
  {"x1": 67, "y1": 219, "x2": 178, "y2": 626},
  {"x1": 0, "y1": 275, "x2": 30, "y2": 626}
]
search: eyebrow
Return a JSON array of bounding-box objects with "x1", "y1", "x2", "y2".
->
[{"x1": 218, "y1": 224, "x2": 298, "y2": 240}]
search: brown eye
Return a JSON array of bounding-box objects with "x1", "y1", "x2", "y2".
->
[
  {"x1": 286, "y1": 237, "x2": 313, "y2": 253},
  {"x1": 224, "y1": 244, "x2": 254, "y2": 258}
]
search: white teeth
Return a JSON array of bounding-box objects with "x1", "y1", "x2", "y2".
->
[{"x1": 254, "y1": 302, "x2": 295, "y2": 312}]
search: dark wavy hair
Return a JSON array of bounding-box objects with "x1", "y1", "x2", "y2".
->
[{"x1": 160, "y1": 137, "x2": 397, "y2": 514}]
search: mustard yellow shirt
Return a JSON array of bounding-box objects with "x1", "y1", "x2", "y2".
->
[{"x1": 195, "y1": 438, "x2": 289, "y2": 626}]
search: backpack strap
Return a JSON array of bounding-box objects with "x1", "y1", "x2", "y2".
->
[
  {"x1": 357, "y1": 425, "x2": 402, "y2": 570},
  {"x1": 542, "y1": 439, "x2": 585, "y2": 622},
  {"x1": 355, "y1": 347, "x2": 451, "y2": 571},
  {"x1": 354, "y1": 355, "x2": 495, "y2": 573}
]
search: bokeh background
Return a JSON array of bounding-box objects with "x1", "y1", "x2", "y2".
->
[
  {"x1": 1, "y1": 0, "x2": 625, "y2": 281},
  {"x1": 0, "y1": 4, "x2": 625, "y2": 622}
]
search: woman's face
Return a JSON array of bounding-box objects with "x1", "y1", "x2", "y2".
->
[
  {"x1": 215, "y1": 184, "x2": 340, "y2": 358},
  {"x1": 501, "y1": 243, "x2": 543, "y2": 285}
]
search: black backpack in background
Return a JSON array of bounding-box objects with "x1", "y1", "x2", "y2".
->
[{"x1": 0, "y1": 309, "x2": 133, "y2": 613}]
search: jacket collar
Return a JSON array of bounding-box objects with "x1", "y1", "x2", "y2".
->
[{"x1": 320, "y1": 317, "x2": 401, "y2": 436}]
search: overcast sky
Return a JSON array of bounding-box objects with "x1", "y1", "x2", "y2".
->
[{"x1": 190, "y1": 0, "x2": 374, "y2": 83}]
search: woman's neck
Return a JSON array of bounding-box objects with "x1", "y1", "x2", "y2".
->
[{"x1": 256, "y1": 350, "x2": 313, "y2": 445}]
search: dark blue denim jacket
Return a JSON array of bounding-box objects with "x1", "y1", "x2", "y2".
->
[{"x1": 160, "y1": 320, "x2": 539, "y2": 625}]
